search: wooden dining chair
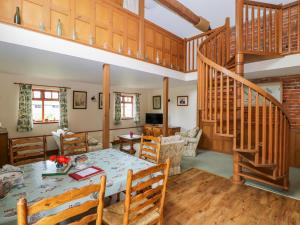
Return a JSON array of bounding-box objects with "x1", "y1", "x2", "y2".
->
[
  {"x1": 152, "y1": 127, "x2": 162, "y2": 137},
  {"x1": 60, "y1": 132, "x2": 88, "y2": 156},
  {"x1": 10, "y1": 136, "x2": 47, "y2": 166},
  {"x1": 103, "y1": 159, "x2": 170, "y2": 225},
  {"x1": 17, "y1": 175, "x2": 106, "y2": 225},
  {"x1": 139, "y1": 135, "x2": 161, "y2": 164}
]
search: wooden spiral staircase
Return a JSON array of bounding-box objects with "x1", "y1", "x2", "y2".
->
[{"x1": 197, "y1": 0, "x2": 291, "y2": 190}]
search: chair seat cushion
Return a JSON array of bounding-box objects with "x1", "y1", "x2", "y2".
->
[{"x1": 103, "y1": 199, "x2": 160, "y2": 225}]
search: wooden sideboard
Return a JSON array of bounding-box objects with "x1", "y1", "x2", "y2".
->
[
  {"x1": 0, "y1": 128, "x2": 8, "y2": 167},
  {"x1": 143, "y1": 125, "x2": 181, "y2": 137},
  {"x1": 0, "y1": 0, "x2": 185, "y2": 72}
]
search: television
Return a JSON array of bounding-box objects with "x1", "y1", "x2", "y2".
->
[{"x1": 146, "y1": 113, "x2": 163, "y2": 125}]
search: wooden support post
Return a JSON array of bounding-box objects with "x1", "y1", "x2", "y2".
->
[
  {"x1": 233, "y1": 0, "x2": 244, "y2": 185},
  {"x1": 102, "y1": 64, "x2": 110, "y2": 149},
  {"x1": 235, "y1": 0, "x2": 244, "y2": 77},
  {"x1": 163, "y1": 77, "x2": 169, "y2": 137},
  {"x1": 138, "y1": 0, "x2": 145, "y2": 58}
]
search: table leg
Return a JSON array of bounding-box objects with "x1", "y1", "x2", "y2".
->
[{"x1": 130, "y1": 141, "x2": 134, "y2": 155}]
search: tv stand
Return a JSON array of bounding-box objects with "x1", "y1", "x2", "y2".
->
[{"x1": 143, "y1": 124, "x2": 181, "y2": 137}]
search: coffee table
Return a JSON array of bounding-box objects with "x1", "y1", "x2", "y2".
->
[{"x1": 118, "y1": 134, "x2": 141, "y2": 155}]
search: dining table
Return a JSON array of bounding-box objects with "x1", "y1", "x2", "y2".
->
[{"x1": 0, "y1": 148, "x2": 155, "y2": 225}]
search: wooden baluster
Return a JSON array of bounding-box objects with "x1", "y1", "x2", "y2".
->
[
  {"x1": 220, "y1": 73, "x2": 223, "y2": 134},
  {"x1": 233, "y1": 80, "x2": 237, "y2": 150},
  {"x1": 278, "y1": 8, "x2": 283, "y2": 54},
  {"x1": 240, "y1": 84, "x2": 244, "y2": 150},
  {"x1": 269, "y1": 8, "x2": 272, "y2": 52},
  {"x1": 279, "y1": 112, "x2": 283, "y2": 176},
  {"x1": 192, "y1": 40, "x2": 195, "y2": 71},
  {"x1": 283, "y1": 117, "x2": 287, "y2": 177},
  {"x1": 247, "y1": 88, "x2": 252, "y2": 151},
  {"x1": 245, "y1": 4, "x2": 249, "y2": 51},
  {"x1": 263, "y1": 7, "x2": 267, "y2": 52},
  {"x1": 215, "y1": 37, "x2": 219, "y2": 64},
  {"x1": 226, "y1": 76, "x2": 230, "y2": 135},
  {"x1": 225, "y1": 17, "x2": 231, "y2": 63},
  {"x1": 262, "y1": 97, "x2": 267, "y2": 164},
  {"x1": 205, "y1": 64, "x2": 209, "y2": 120},
  {"x1": 274, "y1": 106, "x2": 279, "y2": 177},
  {"x1": 288, "y1": 7, "x2": 291, "y2": 53},
  {"x1": 255, "y1": 93, "x2": 259, "y2": 164},
  {"x1": 209, "y1": 67, "x2": 213, "y2": 120},
  {"x1": 252, "y1": 6, "x2": 255, "y2": 50},
  {"x1": 298, "y1": 2, "x2": 300, "y2": 52},
  {"x1": 268, "y1": 102, "x2": 273, "y2": 164},
  {"x1": 258, "y1": 7, "x2": 261, "y2": 51},
  {"x1": 214, "y1": 69, "x2": 218, "y2": 133}
]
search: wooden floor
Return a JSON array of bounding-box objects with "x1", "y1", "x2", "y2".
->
[{"x1": 164, "y1": 169, "x2": 300, "y2": 225}]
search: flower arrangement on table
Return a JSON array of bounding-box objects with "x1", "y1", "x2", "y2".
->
[{"x1": 49, "y1": 155, "x2": 70, "y2": 168}]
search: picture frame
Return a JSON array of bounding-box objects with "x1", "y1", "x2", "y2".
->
[
  {"x1": 177, "y1": 96, "x2": 188, "y2": 106},
  {"x1": 73, "y1": 91, "x2": 87, "y2": 109},
  {"x1": 153, "y1": 95, "x2": 161, "y2": 110},
  {"x1": 99, "y1": 92, "x2": 110, "y2": 109},
  {"x1": 99, "y1": 92, "x2": 103, "y2": 109}
]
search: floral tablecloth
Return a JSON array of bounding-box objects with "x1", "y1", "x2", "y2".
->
[{"x1": 0, "y1": 149, "x2": 154, "y2": 225}]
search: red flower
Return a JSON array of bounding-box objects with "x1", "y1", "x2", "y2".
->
[
  {"x1": 49, "y1": 155, "x2": 57, "y2": 161},
  {"x1": 49, "y1": 155, "x2": 70, "y2": 164}
]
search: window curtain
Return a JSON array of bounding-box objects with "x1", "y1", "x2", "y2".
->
[
  {"x1": 123, "y1": 0, "x2": 139, "y2": 14},
  {"x1": 114, "y1": 93, "x2": 121, "y2": 125},
  {"x1": 17, "y1": 84, "x2": 33, "y2": 132},
  {"x1": 134, "y1": 94, "x2": 141, "y2": 124},
  {"x1": 59, "y1": 88, "x2": 68, "y2": 129}
]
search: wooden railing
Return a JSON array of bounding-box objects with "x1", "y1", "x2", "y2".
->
[
  {"x1": 241, "y1": 0, "x2": 282, "y2": 55},
  {"x1": 198, "y1": 19, "x2": 290, "y2": 189}
]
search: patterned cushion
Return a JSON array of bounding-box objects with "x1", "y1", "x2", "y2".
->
[
  {"x1": 187, "y1": 127, "x2": 199, "y2": 138},
  {"x1": 161, "y1": 135, "x2": 182, "y2": 145},
  {"x1": 87, "y1": 136, "x2": 98, "y2": 146}
]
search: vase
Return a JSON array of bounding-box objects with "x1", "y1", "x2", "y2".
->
[
  {"x1": 55, "y1": 162, "x2": 64, "y2": 169},
  {"x1": 56, "y1": 19, "x2": 62, "y2": 36},
  {"x1": 14, "y1": 7, "x2": 21, "y2": 25}
]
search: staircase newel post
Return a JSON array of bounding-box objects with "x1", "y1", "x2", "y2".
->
[{"x1": 233, "y1": 0, "x2": 244, "y2": 185}]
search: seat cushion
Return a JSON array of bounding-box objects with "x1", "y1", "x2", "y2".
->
[
  {"x1": 187, "y1": 127, "x2": 199, "y2": 138},
  {"x1": 103, "y1": 199, "x2": 160, "y2": 225}
]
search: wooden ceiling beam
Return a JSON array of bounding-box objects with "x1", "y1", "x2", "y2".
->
[{"x1": 156, "y1": 0, "x2": 211, "y2": 32}]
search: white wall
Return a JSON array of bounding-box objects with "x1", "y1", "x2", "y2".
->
[
  {"x1": 146, "y1": 84, "x2": 197, "y2": 131},
  {"x1": 0, "y1": 72, "x2": 148, "y2": 149}
]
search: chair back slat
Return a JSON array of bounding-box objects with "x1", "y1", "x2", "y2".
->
[
  {"x1": 123, "y1": 159, "x2": 170, "y2": 225},
  {"x1": 17, "y1": 176, "x2": 106, "y2": 225},
  {"x1": 10, "y1": 136, "x2": 47, "y2": 165},
  {"x1": 60, "y1": 132, "x2": 88, "y2": 156},
  {"x1": 139, "y1": 136, "x2": 161, "y2": 164}
]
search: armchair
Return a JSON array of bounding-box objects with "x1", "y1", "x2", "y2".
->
[{"x1": 176, "y1": 128, "x2": 202, "y2": 157}]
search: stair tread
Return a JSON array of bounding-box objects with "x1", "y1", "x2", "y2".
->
[{"x1": 239, "y1": 152, "x2": 276, "y2": 168}]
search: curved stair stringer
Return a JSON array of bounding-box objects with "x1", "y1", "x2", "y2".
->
[{"x1": 197, "y1": 23, "x2": 290, "y2": 190}]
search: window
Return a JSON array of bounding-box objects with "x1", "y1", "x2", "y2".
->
[
  {"x1": 32, "y1": 89, "x2": 60, "y2": 123},
  {"x1": 121, "y1": 95, "x2": 133, "y2": 119}
]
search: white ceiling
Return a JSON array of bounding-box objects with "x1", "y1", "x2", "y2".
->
[
  {"x1": 0, "y1": 41, "x2": 195, "y2": 89},
  {"x1": 146, "y1": 0, "x2": 296, "y2": 38}
]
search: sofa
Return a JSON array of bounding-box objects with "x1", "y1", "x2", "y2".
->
[
  {"x1": 159, "y1": 135, "x2": 185, "y2": 176},
  {"x1": 176, "y1": 127, "x2": 202, "y2": 157}
]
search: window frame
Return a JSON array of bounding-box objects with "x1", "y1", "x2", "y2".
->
[
  {"x1": 32, "y1": 89, "x2": 60, "y2": 124},
  {"x1": 120, "y1": 95, "x2": 134, "y2": 120}
]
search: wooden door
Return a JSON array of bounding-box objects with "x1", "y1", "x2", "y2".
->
[
  {"x1": 22, "y1": 0, "x2": 46, "y2": 31},
  {"x1": 74, "y1": 0, "x2": 93, "y2": 44},
  {"x1": 49, "y1": 0, "x2": 71, "y2": 38},
  {"x1": 95, "y1": 1, "x2": 112, "y2": 49},
  {"x1": 155, "y1": 32, "x2": 163, "y2": 64},
  {"x1": 145, "y1": 25, "x2": 154, "y2": 62},
  {"x1": 0, "y1": 0, "x2": 18, "y2": 23},
  {"x1": 112, "y1": 9, "x2": 126, "y2": 53},
  {"x1": 126, "y1": 15, "x2": 139, "y2": 57}
]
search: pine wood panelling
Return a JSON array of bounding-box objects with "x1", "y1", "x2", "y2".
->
[
  {"x1": 0, "y1": 1, "x2": 17, "y2": 23},
  {"x1": 95, "y1": 2, "x2": 111, "y2": 49},
  {"x1": 21, "y1": 0, "x2": 45, "y2": 30}
]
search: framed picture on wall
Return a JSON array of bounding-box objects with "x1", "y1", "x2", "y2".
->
[
  {"x1": 153, "y1": 95, "x2": 161, "y2": 109},
  {"x1": 99, "y1": 93, "x2": 103, "y2": 109},
  {"x1": 177, "y1": 96, "x2": 188, "y2": 106},
  {"x1": 73, "y1": 91, "x2": 87, "y2": 109}
]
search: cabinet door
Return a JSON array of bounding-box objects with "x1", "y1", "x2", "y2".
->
[
  {"x1": 178, "y1": 42, "x2": 184, "y2": 71},
  {"x1": 163, "y1": 52, "x2": 171, "y2": 67},
  {"x1": 155, "y1": 32, "x2": 163, "y2": 64},
  {"x1": 22, "y1": 0, "x2": 45, "y2": 30},
  {"x1": 145, "y1": 26, "x2": 154, "y2": 62},
  {"x1": 0, "y1": 0, "x2": 17, "y2": 23},
  {"x1": 127, "y1": 16, "x2": 139, "y2": 56},
  {"x1": 112, "y1": 33, "x2": 124, "y2": 52},
  {"x1": 145, "y1": 45, "x2": 154, "y2": 62},
  {"x1": 95, "y1": 2, "x2": 111, "y2": 49},
  {"x1": 50, "y1": 0, "x2": 71, "y2": 38},
  {"x1": 74, "y1": 0, "x2": 92, "y2": 44}
]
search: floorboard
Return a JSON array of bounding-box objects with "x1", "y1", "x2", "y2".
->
[{"x1": 164, "y1": 168, "x2": 300, "y2": 225}]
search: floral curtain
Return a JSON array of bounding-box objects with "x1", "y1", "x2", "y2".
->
[
  {"x1": 17, "y1": 84, "x2": 33, "y2": 132},
  {"x1": 59, "y1": 88, "x2": 68, "y2": 129},
  {"x1": 134, "y1": 94, "x2": 141, "y2": 124},
  {"x1": 114, "y1": 93, "x2": 121, "y2": 125}
]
